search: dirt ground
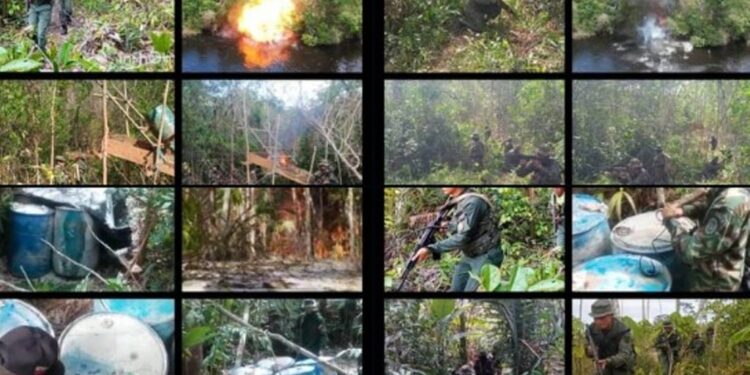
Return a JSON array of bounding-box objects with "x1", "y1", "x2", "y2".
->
[{"x1": 183, "y1": 258, "x2": 362, "y2": 292}]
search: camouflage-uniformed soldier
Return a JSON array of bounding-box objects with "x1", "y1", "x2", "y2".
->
[
  {"x1": 651, "y1": 146, "x2": 671, "y2": 184},
  {"x1": 296, "y1": 299, "x2": 327, "y2": 359},
  {"x1": 654, "y1": 321, "x2": 681, "y2": 375},
  {"x1": 411, "y1": 188, "x2": 503, "y2": 292},
  {"x1": 501, "y1": 141, "x2": 521, "y2": 173},
  {"x1": 460, "y1": 0, "x2": 516, "y2": 32},
  {"x1": 516, "y1": 144, "x2": 563, "y2": 184},
  {"x1": 701, "y1": 157, "x2": 721, "y2": 181},
  {"x1": 469, "y1": 133, "x2": 485, "y2": 170},
  {"x1": 25, "y1": 0, "x2": 53, "y2": 51},
  {"x1": 60, "y1": 0, "x2": 73, "y2": 34},
  {"x1": 311, "y1": 160, "x2": 339, "y2": 185},
  {"x1": 687, "y1": 332, "x2": 706, "y2": 357},
  {"x1": 661, "y1": 188, "x2": 750, "y2": 291},
  {"x1": 584, "y1": 300, "x2": 636, "y2": 375},
  {"x1": 626, "y1": 158, "x2": 653, "y2": 185}
]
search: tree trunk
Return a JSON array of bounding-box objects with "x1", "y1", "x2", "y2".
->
[
  {"x1": 102, "y1": 81, "x2": 109, "y2": 185},
  {"x1": 304, "y1": 188, "x2": 314, "y2": 259},
  {"x1": 347, "y1": 188, "x2": 356, "y2": 259},
  {"x1": 248, "y1": 188, "x2": 256, "y2": 259},
  {"x1": 49, "y1": 82, "x2": 57, "y2": 184},
  {"x1": 234, "y1": 304, "x2": 251, "y2": 367}
]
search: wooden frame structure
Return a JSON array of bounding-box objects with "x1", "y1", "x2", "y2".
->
[
  {"x1": 105, "y1": 134, "x2": 175, "y2": 176},
  {"x1": 243, "y1": 152, "x2": 311, "y2": 184}
]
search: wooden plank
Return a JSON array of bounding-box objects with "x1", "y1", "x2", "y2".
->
[
  {"x1": 243, "y1": 152, "x2": 311, "y2": 184},
  {"x1": 106, "y1": 135, "x2": 174, "y2": 176}
]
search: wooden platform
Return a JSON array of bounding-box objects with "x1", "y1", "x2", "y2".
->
[
  {"x1": 106, "y1": 134, "x2": 174, "y2": 176},
  {"x1": 243, "y1": 152, "x2": 311, "y2": 184}
]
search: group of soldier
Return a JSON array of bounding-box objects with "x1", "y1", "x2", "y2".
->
[
  {"x1": 606, "y1": 146, "x2": 671, "y2": 185},
  {"x1": 23, "y1": 0, "x2": 73, "y2": 51},
  {"x1": 584, "y1": 299, "x2": 717, "y2": 375},
  {"x1": 468, "y1": 134, "x2": 563, "y2": 184}
]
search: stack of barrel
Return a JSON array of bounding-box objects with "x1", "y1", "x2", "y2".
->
[
  {"x1": 571, "y1": 193, "x2": 692, "y2": 292},
  {"x1": 0, "y1": 299, "x2": 174, "y2": 374},
  {"x1": 6, "y1": 202, "x2": 98, "y2": 279}
]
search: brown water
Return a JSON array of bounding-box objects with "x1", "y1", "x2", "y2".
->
[
  {"x1": 574, "y1": 36, "x2": 750, "y2": 72},
  {"x1": 182, "y1": 35, "x2": 362, "y2": 73}
]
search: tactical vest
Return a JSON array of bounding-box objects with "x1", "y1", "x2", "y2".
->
[
  {"x1": 451, "y1": 193, "x2": 499, "y2": 257},
  {"x1": 589, "y1": 324, "x2": 633, "y2": 367},
  {"x1": 33, "y1": 0, "x2": 52, "y2": 6}
]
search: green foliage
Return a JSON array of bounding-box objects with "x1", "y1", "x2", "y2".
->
[
  {"x1": 476, "y1": 263, "x2": 564, "y2": 292},
  {"x1": 384, "y1": 188, "x2": 563, "y2": 292},
  {"x1": 386, "y1": 299, "x2": 564, "y2": 374},
  {"x1": 385, "y1": 80, "x2": 564, "y2": 184},
  {"x1": 573, "y1": 300, "x2": 750, "y2": 375},
  {"x1": 574, "y1": 81, "x2": 750, "y2": 184},
  {"x1": 184, "y1": 299, "x2": 362, "y2": 373},
  {"x1": 385, "y1": 0, "x2": 563, "y2": 72},
  {"x1": 299, "y1": 0, "x2": 362, "y2": 46},
  {"x1": 0, "y1": 0, "x2": 174, "y2": 71}
]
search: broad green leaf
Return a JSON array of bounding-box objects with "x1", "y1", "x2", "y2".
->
[
  {"x1": 0, "y1": 59, "x2": 43, "y2": 72},
  {"x1": 430, "y1": 299, "x2": 455, "y2": 321},
  {"x1": 528, "y1": 279, "x2": 564, "y2": 292},
  {"x1": 183, "y1": 326, "x2": 214, "y2": 350},
  {"x1": 479, "y1": 264, "x2": 502, "y2": 291}
]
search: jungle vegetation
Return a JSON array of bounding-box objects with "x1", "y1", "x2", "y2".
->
[
  {"x1": 182, "y1": 188, "x2": 361, "y2": 292},
  {"x1": 0, "y1": 188, "x2": 175, "y2": 292},
  {"x1": 573, "y1": 81, "x2": 750, "y2": 185},
  {"x1": 384, "y1": 188, "x2": 564, "y2": 292},
  {"x1": 385, "y1": 299, "x2": 565, "y2": 375},
  {"x1": 385, "y1": 0, "x2": 564, "y2": 72},
  {"x1": 385, "y1": 80, "x2": 564, "y2": 185},
  {"x1": 574, "y1": 0, "x2": 750, "y2": 47},
  {"x1": 182, "y1": 0, "x2": 362, "y2": 47},
  {"x1": 183, "y1": 80, "x2": 362, "y2": 185},
  {"x1": 573, "y1": 299, "x2": 750, "y2": 375},
  {"x1": 183, "y1": 299, "x2": 362, "y2": 375},
  {"x1": 0, "y1": 80, "x2": 175, "y2": 185},
  {"x1": 0, "y1": 0, "x2": 174, "y2": 71}
]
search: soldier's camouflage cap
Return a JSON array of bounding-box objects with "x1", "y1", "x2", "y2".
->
[{"x1": 589, "y1": 299, "x2": 615, "y2": 318}]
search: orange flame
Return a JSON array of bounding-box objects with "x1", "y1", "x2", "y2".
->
[
  {"x1": 235, "y1": 0, "x2": 296, "y2": 43},
  {"x1": 236, "y1": 38, "x2": 292, "y2": 68}
]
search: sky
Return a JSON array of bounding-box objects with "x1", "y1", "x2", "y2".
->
[
  {"x1": 574, "y1": 299, "x2": 702, "y2": 323},
  {"x1": 249, "y1": 80, "x2": 329, "y2": 107}
]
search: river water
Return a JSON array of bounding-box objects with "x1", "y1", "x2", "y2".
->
[
  {"x1": 182, "y1": 35, "x2": 363, "y2": 73},
  {"x1": 574, "y1": 36, "x2": 750, "y2": 73}
]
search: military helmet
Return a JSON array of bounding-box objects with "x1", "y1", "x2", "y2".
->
[
  {"x1": 318, "y1": 160, "x2": 331, "y2": 168},
  {"x1": 302, "y1": 299, "x2": 318, "y2": 309},
  {"x1": 655, "y1": 145, "x2": 663, "y2": 153},
  {"x1": 472, "y1": 133, "x2": 480, "y2": 140},
  {"x1": 662, "y1": 320, "x2": 673, "y2": 327},
  {"x1": 628, "y1": 158, "x2": 642, "y2": 168},
  {"x1": 589, "y1": 299, "x2": 615, "y2": 318}
]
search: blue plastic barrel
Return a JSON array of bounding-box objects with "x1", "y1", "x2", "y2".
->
[
  {"x1": 277, "y1": 361, "x2": 322, "y2": 375},
  {"x1": 572, "y1": 194, "x2": 611, "y2": 265},
  {"x1": 93, "y1": 299, "x2": 175, "y2": 343},
  {"x1": 0, "y1": 299, "x2": 54, "y2": 338},
  {"x1": 7, "y1": 203, "x2": 53, "y2": 278},
  {"x1": 59, "y1": 312, "x2": 167, "y2": 375},
  {"x1": 572, "y1": 254, "x2": 672, "y2": 292},
  {"x1": 610, "y1": 211, "x2": 695, "y2": 289},
  {"x1": 52, "y1": 207, "x2": 99, "y2": 278}
]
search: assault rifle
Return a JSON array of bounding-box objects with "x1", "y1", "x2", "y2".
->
[{"x1": 395, "y1": 198, "x2": 454, "y2": 291}]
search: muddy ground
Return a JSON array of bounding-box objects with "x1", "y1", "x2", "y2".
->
[{"x1": 183, "y1": 258, "x2": 362, "y2": 292}]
